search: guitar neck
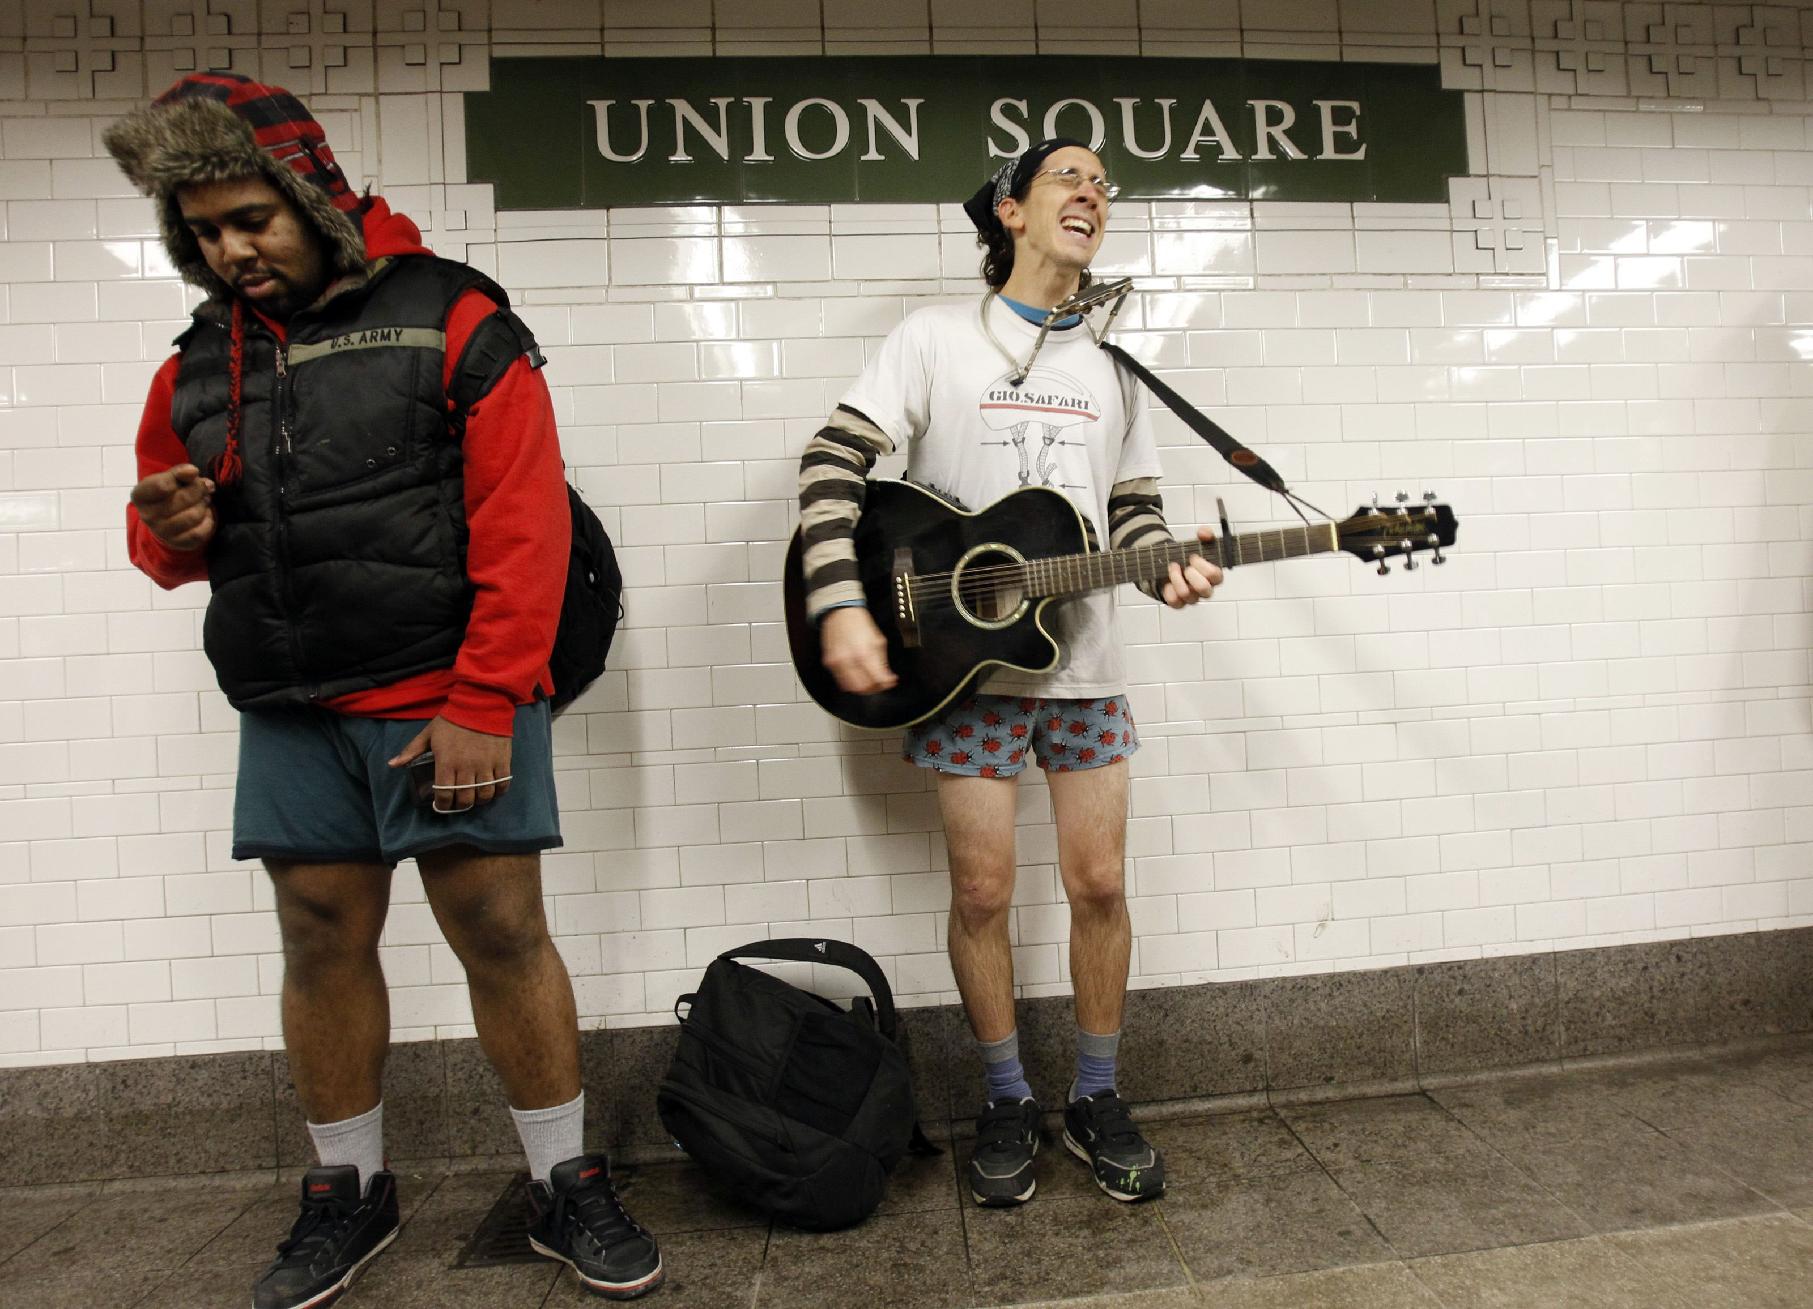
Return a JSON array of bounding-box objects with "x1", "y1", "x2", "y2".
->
[{"x1": 1026, "y1": 521, "x2": 1341, "y2": 599}]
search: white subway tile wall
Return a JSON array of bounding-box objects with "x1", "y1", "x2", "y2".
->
[{"x1": 0, "y1": 2, "x2": 1808, "y2": 1065}]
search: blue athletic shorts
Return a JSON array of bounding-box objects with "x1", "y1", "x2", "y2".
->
[
  {"x1": 232, "y1": 701, "x2": 562, "y2": 865},
  {"x1": 902, "y1": 693, "x2": 1139, "y2": 778}
]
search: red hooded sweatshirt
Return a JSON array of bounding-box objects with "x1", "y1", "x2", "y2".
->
[{"x1": 126, "y1": 198, "x2": 569, "y2": 738}]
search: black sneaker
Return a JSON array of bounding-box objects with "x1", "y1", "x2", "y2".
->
[
  {"x1": 527, "y1": 1154, "x2": 664, "y2": 1299},
  {"x1": 968, "y1": 1096, "x2": 1041, "y2": 1207},
  {"x1": 1063, "y1": 1090, "x2": 1165, "y2": 1202},
  {"x1": 252, "y1": 1166, "x2": 399, "y2": 1309}
]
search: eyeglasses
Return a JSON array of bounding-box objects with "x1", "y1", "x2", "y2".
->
[{"x1": 1028, "y1": 166, "x2": 1121, "y2": 202}]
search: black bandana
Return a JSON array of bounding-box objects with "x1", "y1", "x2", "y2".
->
[{"x1": 962, "y1": 136, "x2": 1091, "y2": 236}]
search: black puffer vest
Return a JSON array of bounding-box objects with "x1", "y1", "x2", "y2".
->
[{"x1": 171, "y1": 256, "x2": 504, "y2": 708}]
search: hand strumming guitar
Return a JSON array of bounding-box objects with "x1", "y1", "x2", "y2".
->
[{"x1": 820, "y1": 605, "x2": 899, "y2": 695}]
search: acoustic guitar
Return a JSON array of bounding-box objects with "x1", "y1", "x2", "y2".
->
[{"x1": 784, "y1": 481, "x2": 1459, "y2": 731}]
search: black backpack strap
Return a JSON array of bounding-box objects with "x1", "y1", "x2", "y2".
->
[
  {"x1": 719, "y1": 938, "x2": 899, "y2": 1042},
  {"x1": 1100, "y1": 340, "x2": 1289, "y2": 496},
  {"x1": 446, "y1": 304, "x2": 546, "y2": 431}
]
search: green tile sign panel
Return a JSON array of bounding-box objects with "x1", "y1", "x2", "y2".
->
[{"x1": 464, "y1": 56, "x2": 1470, "y2": 210}]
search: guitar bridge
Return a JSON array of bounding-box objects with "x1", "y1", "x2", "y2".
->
[{"x1": 893, "y1": 548, "x2": 920, "y2": 649}]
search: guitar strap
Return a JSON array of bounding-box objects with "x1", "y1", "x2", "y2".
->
[{"x1": 1099, "y1": 341, "x2": 1290, "y2": 497}]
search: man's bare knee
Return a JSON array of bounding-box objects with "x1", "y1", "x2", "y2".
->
[
  {"x1": 950, "y1": 863, "x2": 1016, "y2": 932},
  {"x1": 270, "y1": 866, "x2": 386, "y2": 975},
  {"x1": 418, "y1": 849, "x2": 553, "y2": 974},
  {"x1": 1064, "y1": 862, "x2": 1126, "y2": 917},
  {"x1": 439, "y1": 893, "x2": 552, "y2": 975}
]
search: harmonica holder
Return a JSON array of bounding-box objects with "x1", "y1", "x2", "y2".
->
[{"x1": 1004, "y1": 277, "x2": 1134, "y2": 385}]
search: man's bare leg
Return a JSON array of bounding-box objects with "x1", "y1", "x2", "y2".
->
[
  {"x1": 937, "y1": 772, "x2": 1022, "y2": 1043},
  {"x1": 1048, "y1": 760, "x2": 1132, "y2": 1036},
  {"x1": 937, "y1": 770, "x2": 1046, "y2": 1206},
  {"x1": 269, "y1": 860, "x2": 394, "y2": 1122},
  {"x1": 416, "y1": 846, "x2": 581, "y2": 1110},
  {"x1": 1047, "y1": 760, "x2": 1163, "y2": 1201}
]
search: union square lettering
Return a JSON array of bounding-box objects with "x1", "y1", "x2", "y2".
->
[
  {"x1": 586, "y1": 95, "x2": 1365, "y2": 167},
  {"x1": 464, "y1": 55, "x2": 1469, "y2": 209}
]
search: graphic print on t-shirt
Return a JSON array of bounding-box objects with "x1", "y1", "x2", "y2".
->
[{"x1": 977, "y1": 364, "x2": 1101, "y2": 491}]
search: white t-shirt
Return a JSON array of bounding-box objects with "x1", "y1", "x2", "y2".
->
[{"x1": 840, "y1": 295, "x2": 1164, "y2": 698}]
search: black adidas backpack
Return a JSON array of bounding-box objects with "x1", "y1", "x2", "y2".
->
[
  {"x1": 657, "y1": 938, "x2": 935, "y2": 1230},
  {"x1": 548, "y1": 482, "x2": 623, "y2": 713}
]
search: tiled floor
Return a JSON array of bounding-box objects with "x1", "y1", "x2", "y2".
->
[{"x1": 4, "y1": 1041, "x2": 1812, "y2": 1309}]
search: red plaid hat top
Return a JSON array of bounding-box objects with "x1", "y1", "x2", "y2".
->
[{"x1": 154, "y1": 72, "x2": 361, "y2": 215}]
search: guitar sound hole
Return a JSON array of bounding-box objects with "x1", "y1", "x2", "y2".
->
[{"x1": 953, "y1": 547, "x2": 1026, "y2": 629}]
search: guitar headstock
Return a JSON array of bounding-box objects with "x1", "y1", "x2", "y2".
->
[{"x1": 1337, "y1": 492, "x2": 1458, "y2": 575}]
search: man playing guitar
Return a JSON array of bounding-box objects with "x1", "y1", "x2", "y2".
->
[{"x1": 795, "y1": 138, "x2": 1222, "y2": 1207}]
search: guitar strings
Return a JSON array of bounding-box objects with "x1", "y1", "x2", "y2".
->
[{"x1": 897, "y1": 511, "x2": 1436, "y2": 612}]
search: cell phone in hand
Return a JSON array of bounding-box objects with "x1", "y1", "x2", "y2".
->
[{"x1": 408, "y1": 751, "x2": 439, "y2": 810}]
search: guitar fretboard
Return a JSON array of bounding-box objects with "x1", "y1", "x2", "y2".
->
[{"x1": 1024, "y1": 521, "x2": 1340, "y2": 598}]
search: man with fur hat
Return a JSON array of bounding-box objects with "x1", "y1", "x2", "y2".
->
[
  {"x1": 108, "y1": 73, "x2": 661, "y2": 1305},
  {"x1": 796, "y1": 139, "x2": 1222, "y2": 1209}
]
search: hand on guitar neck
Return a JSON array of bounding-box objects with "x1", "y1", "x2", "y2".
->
[{"x1": 1159, "y1": 526, "x2": 1223, "y2": 609}]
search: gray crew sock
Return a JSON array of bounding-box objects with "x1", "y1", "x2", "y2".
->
[
  {"x1": 511, "y1": 1090, "x2": 586, "y2": 1184},
  {"x1": 1070, "y1": 1026, "x2": 1122, "y2": 1102},
  {"x1": 307, "y1": 1101, "x2": 385, "y2": 1192},
  {"x1": 978, "y1": 1029, "x2": 1034, "y2": 1103}
]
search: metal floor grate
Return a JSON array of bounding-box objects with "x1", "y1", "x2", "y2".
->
[{"x1": 453, "y1": 1171, "x2": 538, "y2": 1269}]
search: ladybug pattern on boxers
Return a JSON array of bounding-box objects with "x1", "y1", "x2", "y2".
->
[{"x1": 904, "y1": 694, "x2": 1138, "y2": 777}]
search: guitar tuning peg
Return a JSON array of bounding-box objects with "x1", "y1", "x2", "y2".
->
[
  {"x1": 1371, "y1": 492, "x2": 1380, "y2": 510},
  {"x1": 1427, "y1": 532, "x2": 1445, "y2": 564},
  {"x1": 1423, "y1": 491, "x2": 1436, "y2": 502},
  {"x1": 1400, "y1": 537, "x2": 1416, "y2": 570},
  {"x1": 1376, "y1": 559, "x2": 1391, "y2": 575},
  {"x1": 1372, "y1": 543, "x2": 1389, "y2": 575},
  {"x1": 1395, "y1": 491, "x2": 1409, "y2": 504}
]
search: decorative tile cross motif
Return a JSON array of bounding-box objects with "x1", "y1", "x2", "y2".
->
[
  {"x1": 1720, "y1": 7, "x2": 1804, "y2": 100},
  {"x1": 1532, "y1": 0, "x2": 1628, "y2": 95},
  {"x1": 1440, "y1": 0, "x2": 1536, "y2": 92},
  {"x1": 259, "y1": 0, "x2": 376, "y2": 94},
  {"x1": 1625, "y1": 3, "x2": 1716, "y2": 98},
  {"x1": 1450, "y1": 175, "x2": 1547, "y2": 275},
  {"x1": 21, "y1": 0, "x2": 143, "y2": 99},
  {"x1": 375, "y1": 0, "x2": 486, "y2": 92},
  {"x1": 145, "y1": 0, "x2": 259, "y2": 82}
]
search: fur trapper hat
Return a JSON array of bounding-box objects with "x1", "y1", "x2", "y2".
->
[{"x1": 103, "y1": 72, "x2": 368, "y2": 301}]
